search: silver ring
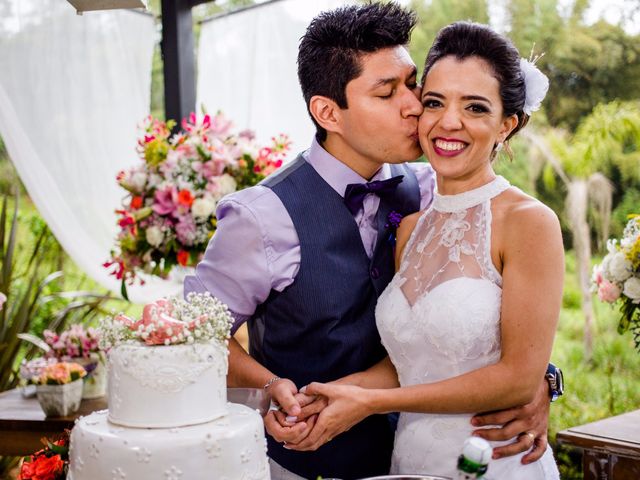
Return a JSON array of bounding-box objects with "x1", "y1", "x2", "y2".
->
[{"x1": 524, "y1": 431, "x2": 535, "y2": 442}]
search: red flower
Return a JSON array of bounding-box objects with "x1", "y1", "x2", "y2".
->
[
  {"x1": 115, "y1": 210, "x2": 137, "y2": 236},
  {"x1": 19, "y1": 453, "x2": 64, "y2": 480},
  {"x1": 177, "y1": 189, "x2": 194, "y2": 207},
  {"x1": 177, "y1": 250, "x2": 189, "y2": 266},
  {"x1": 202, "y1": 114, "x2": 211, "y2": 130},
  {"x1": 130, "y1": 196, "x2": 143, "y2": 209}
]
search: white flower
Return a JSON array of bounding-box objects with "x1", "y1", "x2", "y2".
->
[
  {"x1": 145, "y1": 225, "x2": 164, "y2": 247},
  {"x1": 608, "y1": 252, "x2": 632, "y2": 282},
  {"x1": 147, "y1": 173, "x2": 163, "y2": 189},
  {"x1": 130, "y1": 171, "x2": 148, "y2": 192},
  {"x1": 520, "y1": 58, "x2": 549, "y2": 115},
  {"x1": 236, "y1": 137, "x2": 260, "y2": 159},
  {"x1": 214, "y1": 174, "x2": 237, "y2": 200},
  {"x1": 191, "y1": 196, "x2": 217, "y2": 219},
  {"x1": 0, "y1": 292, "x2": 5, "y2": 311},
  {"x1": 623, "y1": 276, "x2": 640, "y2": 302}
]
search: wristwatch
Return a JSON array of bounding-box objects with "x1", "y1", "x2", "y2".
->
[{"x1": 546, "y1": 363, "x2": 564, "y2": 402}]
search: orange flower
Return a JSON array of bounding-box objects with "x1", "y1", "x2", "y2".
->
[
  {"x1": 34, "y1": 454, "x2": 64, "y2": 480},
  {"x1": 130, "y1": 196, "x2": 143, "y2": 209},
  {"x1": 177, "y1": 250, "x2": 189, "y2": 266},
  {"x1": 45, "y1": 364, "x2": 71, "y2": 384},
  {"x1": 19, "y1": 454, "x2": 64, "y2": 480},
  {"x1": 177, "y1": 189, "x2": 194, "y2": 207}
]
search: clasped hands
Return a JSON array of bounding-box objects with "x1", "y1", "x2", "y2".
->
[{"x1": 263, "y1": 378, "x2": 551, "y2": 464}]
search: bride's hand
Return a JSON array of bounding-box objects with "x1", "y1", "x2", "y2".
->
[
  {"x1": 295, "y1": 391, "x2": 328, "y2": 421},
  {"x1": 284, "y1": 382, "x2": 374, "y2": 451}
]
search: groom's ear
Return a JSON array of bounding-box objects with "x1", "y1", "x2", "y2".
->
[{"x1": 309, "y1": 95, "x2": 342, "y2": 135}]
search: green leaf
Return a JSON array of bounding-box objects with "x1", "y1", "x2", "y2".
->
[
  {"x1": 47, "y1": 441, "x2": 69, "y2": 457},
  {"x1": 120, "y1": 278, "x2": 129, "y2": 301}
]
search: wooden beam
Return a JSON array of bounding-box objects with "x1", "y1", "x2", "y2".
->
[{"x1": 161, "y1": 0, "x2": 196, "y2": 124}]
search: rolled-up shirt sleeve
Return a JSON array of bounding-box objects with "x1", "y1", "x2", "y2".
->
[
  {"x1": 184, "y1": 186, "x2": 300, "y2": 334},
  {"x1": 185, "y1": 195, "x2": 272, "y2": 332}
]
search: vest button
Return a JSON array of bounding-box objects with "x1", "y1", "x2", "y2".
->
[{"x1": 371, "y1": 267, "x2": 380, "y2": 279}]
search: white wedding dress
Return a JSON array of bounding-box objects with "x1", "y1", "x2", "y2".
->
[{"x1": 376, "y1": 176, "x2": 559, "y2": 479}]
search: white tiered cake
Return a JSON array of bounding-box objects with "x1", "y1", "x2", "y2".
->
[{"x1": 68, "y1": 295, "x2": 270, "y2": 480}]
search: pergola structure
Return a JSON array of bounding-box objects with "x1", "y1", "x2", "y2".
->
[{"x1": 160, "y1": 0, "x2": 215, "y2": 123}]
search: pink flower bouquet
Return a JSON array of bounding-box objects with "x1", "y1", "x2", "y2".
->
[
  {"x1": 43, "y1": 324, "x2": 101, "y2": 361},
  {"x1": 105, "y1": 112, "x2": 290, "y2": 294},
  {"x1": 592, "y1": 214, "x2": 640, "y2": 350}
]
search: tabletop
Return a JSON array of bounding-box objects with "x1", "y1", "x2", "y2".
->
[
  {"x1": 0, "y1": 388, "x2": 107, "y2": 456},
  {"x1": 556, "y1": 408, "x2": 640, "y2": 479}
]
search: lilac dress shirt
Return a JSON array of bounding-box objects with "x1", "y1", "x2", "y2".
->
[{"x1": 184, "y1": 138, "x2": 436, "y2": 333}]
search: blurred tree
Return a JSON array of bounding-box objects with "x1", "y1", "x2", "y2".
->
[
  {"x1": 525, "y1": 100, "x2": 640, "y2": 360},
  {"x1": 506, "y1": 0, "x2": 564, "y2": 57},
  {"x1": 408, "y1": 0, "x2": 488, "y2": 73},
  {"x1": 545, "y1": 21, "x2": 640, "y2": 131}
]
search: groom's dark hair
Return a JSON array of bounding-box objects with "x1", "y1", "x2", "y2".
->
[{"x1": 298, "y1": 2, "x2": 417, "y2": 142}]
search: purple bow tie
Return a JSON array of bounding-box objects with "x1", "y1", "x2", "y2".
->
[{"x1": 343, "y1": 175, "x2": 404, "y2": 215}]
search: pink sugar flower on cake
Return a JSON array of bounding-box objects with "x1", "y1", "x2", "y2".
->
[
  {"x1": 99, "y1": 293, "x2": 233, "y2": 349},
  {"x1": 116, "y1": 299, "x2": 189, "y2": 346}
]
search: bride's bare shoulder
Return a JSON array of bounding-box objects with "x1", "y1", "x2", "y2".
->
[{"x1": 493, "y1": 186, "x2": 561, "y2": 245}]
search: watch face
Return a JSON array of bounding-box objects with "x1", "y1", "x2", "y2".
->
[{"x1": 547, "y1": 366, "x2": 564, "y2": 401}]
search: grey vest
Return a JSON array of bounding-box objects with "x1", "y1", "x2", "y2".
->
[{"x1": 250, "y1": 154, "x2": 420, "y2": 479}]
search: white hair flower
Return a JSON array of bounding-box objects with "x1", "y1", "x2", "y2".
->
[{"x1": 520, "y1": 58, "x2": 549, "y2": 115}]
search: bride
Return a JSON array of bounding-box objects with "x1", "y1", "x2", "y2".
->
[{"x1": 288, "y1": 22, "x2": 563, "y2": 478}]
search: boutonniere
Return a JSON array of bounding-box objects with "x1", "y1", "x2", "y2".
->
[{"x1": 385, "y1": 210, "x2": 403, "y2": 247}]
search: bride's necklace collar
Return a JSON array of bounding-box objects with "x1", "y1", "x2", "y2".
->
[{"x1": 433, "y1": 176, "x2": 510, "y2": 212}]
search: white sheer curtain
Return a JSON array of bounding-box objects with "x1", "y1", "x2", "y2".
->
[
  {"x1": 197, "y1": 0, "x2": 352, "y2": 155},
  {"x1": 0, "y1": 0, "x2": 180, "y2": 303}
]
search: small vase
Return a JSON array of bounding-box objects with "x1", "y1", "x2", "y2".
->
[
  {"x1": 36, "y1": 379, "x2": 83, "y2": 417},
  {"x1": 71, "y1": 352, "x2": 107, "y2": 399}
]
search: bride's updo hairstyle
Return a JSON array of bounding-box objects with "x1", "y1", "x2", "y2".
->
[{"x1": 422, "y1": 21, "x2": 534, "y2": 159}]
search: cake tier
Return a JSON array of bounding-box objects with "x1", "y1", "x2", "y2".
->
[
  {"x1": 68, "y1": 403, "x2": 270, "y2": 480},
  {"x1": 108, "y1": 342, "x2": 227, "y2": 428}
]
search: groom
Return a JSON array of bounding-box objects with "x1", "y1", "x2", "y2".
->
[{"x1": 185, "y1": 3, "x2": 552, "y2": 479}]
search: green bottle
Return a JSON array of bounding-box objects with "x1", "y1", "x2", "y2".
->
[{"x1": 456, "y1": 436, "x2": 493, "y2": 479}]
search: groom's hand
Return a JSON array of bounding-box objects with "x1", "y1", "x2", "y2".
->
[
  {"x1": 263, "y1": 378, "x2": 316, "y2": 444},
  {"x1": 268, "y1": 378, "x2": 302, "y2": 417},
  {"x1": 471, "y1": 379, "x2": 550, "y2": 463}
]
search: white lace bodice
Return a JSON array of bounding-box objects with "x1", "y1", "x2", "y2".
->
[{"x1": 375, "y1": 176, "x2": 559, "y2": 478}]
